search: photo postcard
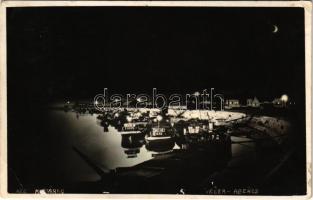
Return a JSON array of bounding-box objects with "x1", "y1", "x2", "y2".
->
[{"x1": 0, "y1": 1, "x2": 311, "y2": 198}]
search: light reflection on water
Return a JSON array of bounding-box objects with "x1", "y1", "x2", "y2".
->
[
  {"x1": 47, "y1": 110, "x2": 155, "y2": 182},
  {"x1": 46, "y1": 110, "x2": 258, "y2": 184}
]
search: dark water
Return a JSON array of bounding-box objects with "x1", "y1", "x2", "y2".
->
[
  {"x1": 8, "y1": 109, "x2": 306, "y2": 195},
  {"x1": 45, "y1": 110, "x2": 157, "y2": 182},
  {"x1": 9, "y1": 110, "x2": 238, "y2": 183}
]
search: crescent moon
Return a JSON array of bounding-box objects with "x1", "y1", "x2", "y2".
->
[{"x1": 273, "y1": 25, "x2": 278, "y2": 33}]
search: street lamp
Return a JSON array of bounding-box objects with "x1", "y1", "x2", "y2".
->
[{"x1": 281, "y1": 94, "x2": 289, "y2": 107}]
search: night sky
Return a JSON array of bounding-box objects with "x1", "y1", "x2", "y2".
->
[{"x1": 7, "y1": 7, "x2": 305, "y2": 103}]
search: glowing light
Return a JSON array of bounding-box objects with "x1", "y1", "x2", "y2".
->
[
  {"x1": 194, "y1": 91, "x2": 200, "y2": 96},
  {"x1": 94, "y1": 100, "x2": 98, "y2": 105},
  {"x1": 126, "y1": 116, "x2": 132, "y2": 122},
  {"x1": 281, "y1": 94, "x2": 289, "y2": 102},
  {"x1": 156, "y1": 115, "x2": 163, "y2": 121}
]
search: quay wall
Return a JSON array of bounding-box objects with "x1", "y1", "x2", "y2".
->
[{"x1": 248, "y1": 116, "x2": 291, "y2": 144}]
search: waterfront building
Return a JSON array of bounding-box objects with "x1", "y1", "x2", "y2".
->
[
  {"x1": 247, "y1": 97, "x2": 260, "y2": 107},
  {"x1": 272, "y1": 98, "x2": 285, "y2": 107},
  {"x1": 225, "y1": 99, "x2": 240, "y2": 109}
]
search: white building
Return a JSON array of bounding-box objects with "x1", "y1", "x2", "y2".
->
[
  {"x1": 247, "y1": 97, "x2": 260, "y2": 107},
  {"x1": 225, "y1": 99, "x2": 240, "y2": 109}
]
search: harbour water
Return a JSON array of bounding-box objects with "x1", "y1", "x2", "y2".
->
[
  {"x1": 8, "y1": 108, "x2": 305, "y2": 194},
  {"x1": 42, "y1": 110, "x2": 257, "y2": 185}
]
